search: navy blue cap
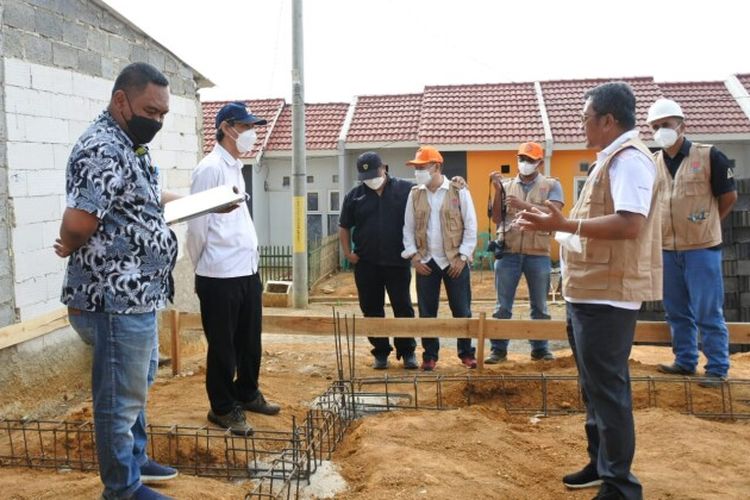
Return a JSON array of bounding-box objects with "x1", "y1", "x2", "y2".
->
[
  {"x1": 215, "y1": 101, "x2": 267, "y2": 129},
  {"x1": 356, "y1": 152, "x2": 384, "y2": 181}
]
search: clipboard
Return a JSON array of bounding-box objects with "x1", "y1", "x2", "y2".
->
[{"x1": 164, "y1": 185, "x2": 245, "y2": 225}]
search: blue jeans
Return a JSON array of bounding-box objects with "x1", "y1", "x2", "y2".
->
[
  {"x1": 663, "y1": 248, "x2": 730, "y2": 377},
  {"x1": 416, "y1": 259, "x2": 474, "y2": 360},
  {"x1": 491, "y1": 253, "x2": 551, "y2": 355},
  {"x1": 68, "y1": 309, "x2": 159, "y2": 499}
]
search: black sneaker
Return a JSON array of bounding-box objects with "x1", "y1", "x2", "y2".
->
[
  {"x1": 132, "y1": 484, "x2": 175, "y2": 500},
  {"x1": 592, "y1": 482, "x2": 625, "y2": 499},
  {"x1": 697, "y1": 373, "x2": 727, "y2": 389},
  {"x1": 402, "y1": 352, "x2": 418, "y2": 370},
  {"x1": 241, "y1": 392, "x2": 281, "y2": 415},
  {"x1": 657, "y1": 362, "x2": 695, "y2": 376},
  {"x1": 208, "y1": 407, "x2": 253, "y2": 435},
  {"x1": 484, "y1": 351, "x2": 507, "y2": 364},
  {"x1": 563, "y1": 463, "x2": 602, "y2": 489},
  {"x1": 372, "y1": 355, "x2": 389, "y2": 369},
  {"x1": 531, "y1": 350, "x2": 555, "y2": 361}
]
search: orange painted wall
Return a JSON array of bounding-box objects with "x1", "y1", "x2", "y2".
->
[{"x1": 465, "y1": 148, "x2": 596, "y2": 262}]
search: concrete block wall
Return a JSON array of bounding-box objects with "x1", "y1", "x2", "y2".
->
[{"x1": 0, "y1": 2, "x2": 16, "y2": 326}]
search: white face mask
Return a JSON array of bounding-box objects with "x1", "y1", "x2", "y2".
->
[
  {"x1": 363, "y1": 176, "x2": 385, "y2": 190},
  {"x1": 414, "y1": 169, "x2": 432, "y2": 186},
  {"x1": 653, "y1": 127, "x2": 678, "y2": 149},
  {"x1": 518, "y1": 160, "x2": 539, "y2": 176},
  {"x1": 233, "y1": 128, "x2": 257, "y2": 154},
  {"x1": 554, "y1": 230, "x2": 582, "y2": 254}
]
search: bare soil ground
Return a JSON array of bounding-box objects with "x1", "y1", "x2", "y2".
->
[{"x1": 1, "y1": 292, "x2": 750, "y2": 499}]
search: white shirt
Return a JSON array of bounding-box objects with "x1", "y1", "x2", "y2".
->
[
  {"x1": 563, "y1": 129, "x2": 656, "y2": 310},
  {"x1": 402, "y1": 176, "x2": 478, "y2": 270},
  {"x1": 186, "y1": 144, "x2": 259, "y2": 278}
]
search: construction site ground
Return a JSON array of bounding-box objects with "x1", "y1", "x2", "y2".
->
[{"x1": 2, "y1": 271, "x2": 750, "y2": 499}]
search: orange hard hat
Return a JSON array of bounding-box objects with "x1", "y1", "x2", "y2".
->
[
  {"x1": 517, "y1": 142, "x2": 544, "y2": 161},
  {"x1": 406, "y1": 146, "x2": 443, "y2": 166}
]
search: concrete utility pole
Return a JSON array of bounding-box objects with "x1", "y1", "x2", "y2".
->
[{"x1": 291, "y1": 0, "x2": 308, "y2": 308}]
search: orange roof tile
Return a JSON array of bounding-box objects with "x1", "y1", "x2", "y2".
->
[
  {"x1": 264, "y1": 102, "x2": 350, "y2": 151},
  {"x1": 201, "y1": 99, "x2": 285, "y2": 158},
  {"x1": 418, "y1": 83, "x2": 544, "y2": 145},
  {"x1": 659, "y1": 80, "x2": 750, "y2": 135},
  {"x1": 540, "y1": 77, "x2": 662, "y2": 144},
  {"x1": 346, "y1": 93, "x2": 423, "y2": 144}
]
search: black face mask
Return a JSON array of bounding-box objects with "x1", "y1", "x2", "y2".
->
[{"x1": 123, "y1": 94, "x2": 163, "y2": 145}]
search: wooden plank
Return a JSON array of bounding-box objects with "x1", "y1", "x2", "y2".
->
[
  {"x1": 477, "y1": 312, "x2": 486, "y2": 370},
  {"x1": 0, "y1": 308, "x2": 69, "y2": 350},
  {"x1": 167, "y1": 312, "x2": 750, "y2": 344},
  {"x1": 170, "y1": 309, "x2": 181, "y2": 376}
]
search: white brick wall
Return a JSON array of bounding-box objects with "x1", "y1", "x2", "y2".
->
[{"x1": 3, "y1": 58, "x2": 202, "y2": 321}]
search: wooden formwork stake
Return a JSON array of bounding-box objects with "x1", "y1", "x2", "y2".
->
[
  {"x1": 477, "y1": 312, "x2": 486, "y2": 370},
  {"x1": 170, "y1": 309, "x2": 181, "y2": 376}
]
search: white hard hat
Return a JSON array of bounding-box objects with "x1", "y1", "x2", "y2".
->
[{"x1": 647, "y1": 98, "x2": 684, "y2": 124}]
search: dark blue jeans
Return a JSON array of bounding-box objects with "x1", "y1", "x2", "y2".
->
[
  {"x1": 566, "y1": 302, "x2": 642, "y2": 500},
  {"x1": 354, "y1": 260, "x2": 416, "y2": 359},
  {"x1": 416, "y1": 259, "x2": 474, "y2": 361}
]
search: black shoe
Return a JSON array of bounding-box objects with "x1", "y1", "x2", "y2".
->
[
  {"x1": 657, "y1": 362, "x2": 695, "y2": 376},
  {"x1": 531, "y1": 350, "x2": 555, "y2": 361},
  {"x1": 372, "y1": 355, "x2": 389, "y2": 369},
  {"x1": 208, "y1": 407, "x2": 253, "y2": 435},
  {"x1": 241, "y1": 392, "x2": 281, "y2": 415},
  {"x1": 484, "y1": 351, "x2": 507, "y2": 364},
  {"x1": 563, "y1": 463, "x2": 602, "y2": 490},
  {"x1": 402, "y1": 352, "x2": 418, "y2": 369},
  {"x1": 697, "y1": 373, "x2": 727, "y2": 389},
  {"x1": 592, "y1": 482, "x2": 625, "y2": 499}
]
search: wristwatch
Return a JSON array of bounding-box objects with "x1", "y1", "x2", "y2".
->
[{"x1": 459, "y1": 254, "x2": 468, "y2": 262}]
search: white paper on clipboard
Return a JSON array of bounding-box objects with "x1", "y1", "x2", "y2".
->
[{"x1": 164, "y1": 185, "x2": 245, "y2": 225}]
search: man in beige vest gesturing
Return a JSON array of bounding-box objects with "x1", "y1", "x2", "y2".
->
[
  {"x1": 402, "y1": 146, "x2": 478, "y2": 371},
  {"x1": 646, "y1": 98, "x2": 737, "y2": 387},
  {"x1": 517, "y1": 82, "x2": 661, "y2": 500}
]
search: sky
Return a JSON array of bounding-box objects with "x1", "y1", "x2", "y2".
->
[{"x1": 102, "y1": 0, "x2": 747, "y2": 104}]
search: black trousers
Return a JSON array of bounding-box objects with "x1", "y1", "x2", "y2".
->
[
  {"x1": 353, "y1": 260, "x2": 416, "y2": 359},
  {"x1": 196, "y1": 274, "x2": 262, "y2": 415},
  {"x1": 566, "y1": 302, "x2": 643, "y2": 500}
]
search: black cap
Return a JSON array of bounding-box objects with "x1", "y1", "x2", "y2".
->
[
  {"x1": 215, "y1": 101, "x2": 267, "y2": 129},
  {"x1": 356, "y1": 152, "x2": 383, "y2": 181}
]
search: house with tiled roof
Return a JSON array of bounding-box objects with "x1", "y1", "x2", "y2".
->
[{"x1": 203, "y1": 73, "x2": 750, "y2": 248}]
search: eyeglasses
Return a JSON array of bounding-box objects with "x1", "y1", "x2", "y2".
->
[{"x1": 580, "y1": 113, "x2": 599, "y2": 124}]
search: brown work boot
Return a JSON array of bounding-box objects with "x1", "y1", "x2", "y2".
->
[
  {"x1": 208, "y1": 407, "x2": 253, "y2": 435},
  {"x1": 241, "y1": 392, "x2": 281, "y2": 415}
]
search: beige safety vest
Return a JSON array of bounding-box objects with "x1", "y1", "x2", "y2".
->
[
  {"x1": 656, "y1": 142, "x2": 722, "y2": 250},
  {"x1": 412, "y1": 180, "x2": 464, "y2": 261},
  {"x1": 500, "y1": 174, "x2": 558, "y2": 256},
  {"x1": 563, "y1": 138, "x2": 663, "y2": 302}
]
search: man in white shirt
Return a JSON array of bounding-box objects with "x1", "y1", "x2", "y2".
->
[
  {"x1": 402, "y1": 146, "x2": 478, "y2": 371},
  {"x1": 187, "y1": 102, "x2": 280, "y2": 436},
  {"x1": 517, "y1": 82, "x2": 661, "y2": 500}
]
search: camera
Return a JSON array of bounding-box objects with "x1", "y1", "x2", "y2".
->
[{"x1": 487, "y1": 239, "x2": 505, "y2": 259}]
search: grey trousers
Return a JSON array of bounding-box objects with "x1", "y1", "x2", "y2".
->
[{"x1": 566, "y1": 302, "x2": 643, "y2": 500}]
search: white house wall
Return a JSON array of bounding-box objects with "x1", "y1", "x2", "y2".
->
[{"x1": 3, "y1": 58, "x2": 200, "y2": 321}]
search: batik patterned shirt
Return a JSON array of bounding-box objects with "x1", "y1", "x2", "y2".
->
[{"x1": 61, "y1": 111, "x2": 178, "y2": 313}]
